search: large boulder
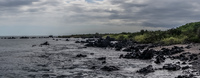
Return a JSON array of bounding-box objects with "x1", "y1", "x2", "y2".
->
[
  {"x1": 76, "y1": 54, "x2": 87, "y2": 58},
  {"x1": 154, "y1": 55, "x2": 165, "y2": 64},
  {"x1": 160, "y1": 46, "x2": 184, "y2": 55},
  {"x1": 123, "y1": 51, "x2": 141, "y2": 59},
  {"x1": 40, "y1": 41, "x2": 50, "y2": 45},
  {"x1": 123, "y1": 49, "x2": 155, "y2": 60},
  {"x1": 163, "y1": 64, "x2": 181, "y2": 71},
  {"x1": 97, "y1": 57, "x2": 106, "y2": 60},
  {"x1": 139, "y1": 49, "x2": 155, "y2": 59},
  {"x1": 175, "y1": 74, "x2": 194, "y2": 78},
  {"x1": 101, "y1": 66, "x2": 119, "y2": 71},
  {"x1": 137, "y1": 65, "x2": 154, "y2": 74}
]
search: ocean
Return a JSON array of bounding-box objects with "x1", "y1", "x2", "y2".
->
[{"x1": 0, "y1": 38, "x2": 187, "y2": 78}]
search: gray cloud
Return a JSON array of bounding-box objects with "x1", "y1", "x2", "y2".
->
[
  {"x1": 0, "y1": 0, "x2": 39, "y2": 7},
  {"x1": 107, "y1": 0, "x2": 200, "y2": 28},
  {"x1": 0, "y1": 0, "x2": 200, "y2": 35}
]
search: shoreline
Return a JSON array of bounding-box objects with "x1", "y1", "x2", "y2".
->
[
  {"x1": 77, "y1": 37, "x2": 200, "y2": 78},
  {"x1": 0, "y1": 38, "x2": 200, "y2": 78}
]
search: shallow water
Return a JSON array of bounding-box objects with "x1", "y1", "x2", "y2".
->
[{"x1": 0, "y1": 38, "x2": 192, "y2": 78}]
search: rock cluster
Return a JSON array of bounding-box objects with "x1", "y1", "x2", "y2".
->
[
  {"x1": 100, "y1": 66, "x2": 120, "y2": 71},
  {"x1": 137, "y1": 65, "x2": 154, "y2": 74}
]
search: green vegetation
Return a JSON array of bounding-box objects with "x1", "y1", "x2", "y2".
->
[{"x1": 59, "y1": 22, "x2": 200, "y2": 45}]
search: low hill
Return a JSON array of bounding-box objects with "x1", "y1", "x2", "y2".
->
[{"x1": 59, "y1": 22, "x2": 200, "y2": 45}]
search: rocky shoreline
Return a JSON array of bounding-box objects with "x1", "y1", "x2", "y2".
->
[
  {"x1": 72, "y1": 37, "x2": 200, "y2": 78},
  {"x1": 1, "y1": 37, "x2": 199, "y2": 78}
]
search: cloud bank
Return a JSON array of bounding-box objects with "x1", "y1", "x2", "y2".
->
[{"x1": 0, "y1": 0, "x2": 200, "y2": 35}]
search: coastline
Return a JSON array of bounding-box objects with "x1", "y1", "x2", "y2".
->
[{"x1": 0, "y1": 37, "x2": 199, "y2": 78}]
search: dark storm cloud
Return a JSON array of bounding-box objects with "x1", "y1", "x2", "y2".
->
[
  {"x1": 107, "y1": 0, "x2": 200, "y2": 28},
  {"x1": 0, "y1": 0, "x2": 39, "y2": 7},
  {"x1": 1, "y1": 0, "x2": 200, "y2": 35}
]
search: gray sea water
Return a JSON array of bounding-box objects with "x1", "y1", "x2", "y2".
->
[{"x1": 0, "y1": 38, "x2": 191, "y2": 78}]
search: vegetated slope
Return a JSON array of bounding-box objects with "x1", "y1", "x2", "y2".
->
[
  {"x1": 59, "y1": 22, "x2": 200, "y2": 45},
  {"x1": 104, "y1": 22, "x2": 200, "y2": 44}
]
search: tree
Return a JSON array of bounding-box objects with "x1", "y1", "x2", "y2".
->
[
  {"x1": 197, "y1": 27, "x2": 200, "y2": 38},
  {"x1": 140, "y1": 29, "x2": 145, "y2": 35}
]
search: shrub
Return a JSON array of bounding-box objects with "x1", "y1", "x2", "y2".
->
[
  {"x1": 161, "y1": 37, "x2": 185, "y2": 45},
  {"x1": 134, "y1": 34, "x2": 148, "y2": 43}
]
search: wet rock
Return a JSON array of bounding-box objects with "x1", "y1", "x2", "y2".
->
[
  {"x1": 123, "y1": 48, "x2": 156, "y2": 60},
  {"x1": 122, "y1": 46, "x2": 138, "y2": 52},
  {"x1": 37, "y1": 64, "x2": 48, "y2": 67},
  {"x1": 163, "y1": 64, "x2": 181, "y2": 71},
  {"x1": 182, "y1": 62, "x2": 187, "y2": 65},
  {"x1": 122, "y1": 45, "x2": 146, "y2": 52},
  {"x1": 160, "y1": 46, "x2": 184, "y2": 55},
  {"x1": 182, "y1": 66, "x2": 190, "y2": 70},
  {"x1": 39, "y1": 68, "x2": 50, "y2": 71},
  {"x1": 7, "y1": 37, "x2": 16, "y2": 39},
  {"x1": 90, "y1": 66, "x2": 98, "y2": 69},
  {"x1": 84, "y1": 42, "x2": 94, "y2": 47},
  {"x1": 137, "y1": 65, "x2": 154, "y2": 74},
  {"x1": 32, "y1": 45, "x2": 36, "y2": 47},
  {"x1": 154, "y1": 55, "x2": 165, "y2": 64},
  {"x1": 76, "y1": 54, "x2": 87, "y2": 57},
  {"x1": 119, "y1": 54, "x2": 124, "y2": 58},
  {"x1": 90, "y1": 53, "x2": 94, "y2": 55},
  {"x1": 56, "y1": 75, "x2": 68, "y2": 78},
  {"x1": 172, "y1": 53, "x2": 198, "y2": 61},
  {"x1": 102, "y1": 61, "x2": 106, "y2": 64},
  {"x1": 28, "y1": 74, "x2": 36, "y2": 78},
  {"x1": 178, "y1": 54, "x2": 189, "y2": 61},
  {"x1": 115, "y1": 47, "x2": 122, "y2": 51},
  {"x1": 75, "y1": 41, "x2": 80, "y2": 43},
  {"x1": 149, "y1": 45, "x2": 156, "y2": 48},
  {"x1": 175, "y1": 74, "x2": 195, "y2": 78},
  {"x1": 185, "y1": 45, "x2": 191, "y2": 49},
  {"x1": 20, "y1": 36, "x2": 29, "y2": 39},
  {"x1": 188, "y1": 54, "x2": 198, "y2": 61},
  {"x1": 77, "y1": 46, "x2": 87, "y2": 49},
  {"x1": 101, "y1": 66, "x2": 120, "y2": 71},
  {"x1": 123, "y1": 51, "x2": 141, "y2": 59},
  {"x1": 85, "y1": 38, "x2": 111, "y2": 47},
  {"x1": 176, "y1": 62, "x2": 181, "y2": 64},
  {"x1": 97, "y1": 57, "x2": 106, "y2": 60},
  {"x1": 139, "y1": 49, "x2": 155, "y2": 59},
  {"x1": 42, "y1": 74, "x2": 50, "y2": 78},
  {"x1": 105, "y1": 36, "x2": 115, "y2": 41},
  {"x1": 38, "y1": 55, "x2": 49, "y2": 58},
  {"x1": 40, "y1": 41, "x2": 50, "y2": 45}
]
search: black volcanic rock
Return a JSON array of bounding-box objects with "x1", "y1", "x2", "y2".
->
[
  {"x1": 137, "y1": 65, "x2": 154, "y2": 74},
  {"x1": 182, "y1": 66, "x2": 190, "y2": 70},
  {"x1": 97, "y1": 57, "x2": 106, "y2": 60},
  {"x1": 154, "y1": 55, "x2": 165, "y2": 64},
  {"x1": 76, "y1": 54, "x2": 87, "y2": 57},
  {"x1": 139, "y1": 49, "x2": 155, "y2": 59},
  {"x1": 101, "y1": 66, "x2": 119, "y2": 71},
  {"x1": 158, "y1": 46, "x2": 184, "y2": 55},
  {"x1": 123, "y1": 48, "x2": 155, "y2": 60},
  {"x1": 40, "y1": 41, "x2": 50, "y2": 45},
  {"x1": 175, "y1": 74, "x2": 195, "y2": 78},
  {"x1": 163, "y1": 64, "x2": 181, "y2": 71}
]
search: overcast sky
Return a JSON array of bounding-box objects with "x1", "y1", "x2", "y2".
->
[{"x1": 0, "y1": 0, "x2": 200, "y2": 36}]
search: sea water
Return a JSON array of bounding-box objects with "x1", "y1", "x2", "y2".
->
[{"x1": 0, "y1": 38, "x2": 187, "y2": 78}]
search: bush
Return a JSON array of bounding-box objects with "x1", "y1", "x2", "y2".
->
[
  {"x1": 161, "y1": 37, "x2": 184, "y2": 45},
  {"x1": 134, "y1": 34, "x2": 148, "y2": 43}
]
